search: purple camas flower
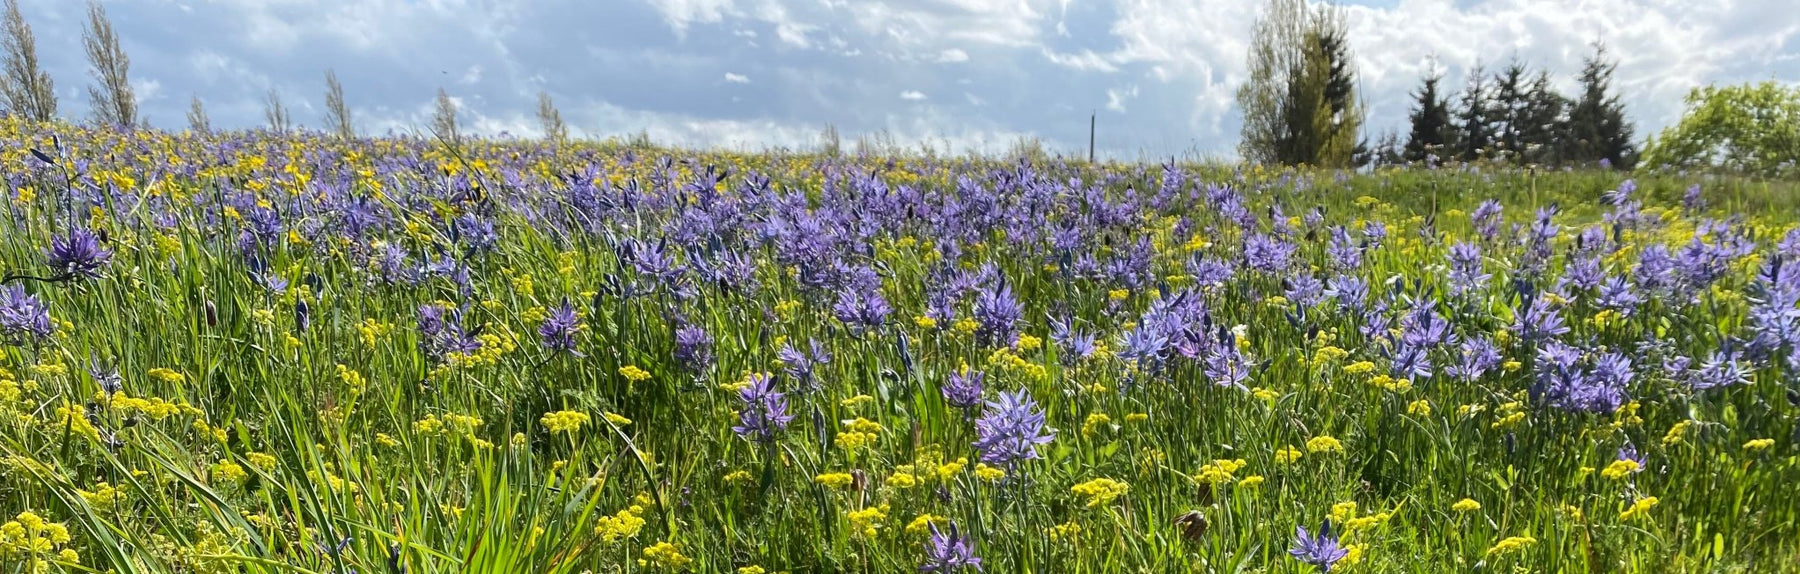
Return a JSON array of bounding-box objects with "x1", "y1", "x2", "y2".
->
[
  {"x1": 418, "y1": 303, "x2": 482, "y2": 361},
  {"x1": 0, "y1": 286, "x2": 54, "y2": 343},
  {"x1": 1049, "y1": 317, "x2": 1097, "y2": 365},
  {"x1": 972, "y1": 388, "x2": 1055, "y2": 467},
  {"x1": 832, "y1": 289, "x2": 891, "y2": 335},
  {"x1": 1597, "y1": 276, "x2": 1644, "y2": 314},
  {"x1": 972, "y1": 283, "x2": 1022, "y2": 347},
  {"x1": 1325, "y1": 275, "x2": 1368, "y2": 312},
  {"x1": 1288, "y1": 518, "x2": 1349, "y2": 572},
  {"x1": 1242, "y1": 233, "x2": 1295, "y2": 273},
  {"x1": 1387, "y1": 343, "x2": 1433, "y2": 381},
  {"x1": 1471, "y1": 199, "x2": 1503, "y2": 242},
  {"x1": 1285, "y1": 274, "x2": 1326, "y2": 309},
  {"x1": 1445, "y1": 337, "x2": 1501, "y2": 382},
  {"x1": 920, "y1": 522, "x2": 981, "y2": 573},
  {"x1": 732, "y1": 373, "x2": 792, "y2": 443},
  {"x1": 1188, "y1": 255, "x2": 1235, "y2": 288},
  {"x1": 538, "y1": 299, "x2": 582, "y2": 355},
  {"x1": 1513, "y1": 296, "x2": 1569, "y2": 342},
  {"x1": 1326, "y1": 226, "x2": 1362, "y2": 270},
  {"x1": 1399, "y1": 305, "x2": 1451, "y2": 349},
  {"x1": 1689, "y1": 350, "x2": 1751, "y2": 390},
  {"x1": 46, "y1": 228, "x2": 112, "y2": 280},
  {"x1": 1446, "y1": 242, "x2": 1489, "y2": 296},
  {"x1": 1533, "y1": 341, "x2": 1627, "y2": 413},
  {"x1": 942, "y1": 368, "x2": 986, "y2": 412},
  {"x1": 777, "y1": 339, "x2": 831, "y2": 391},
  {"x1": 1682, "y1": 183, "x2": 1705, "y2": 213},
  {"x1": 673, "y1": 324, "x2": 713, "y2": 371},
  {"x1": 1202, "y1": 341, "x2": 1253, "y2": 389}
]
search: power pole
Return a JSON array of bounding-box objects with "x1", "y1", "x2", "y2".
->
[{"x1": 1088, "y1": 111, "x2": 1096, "y2": 163}]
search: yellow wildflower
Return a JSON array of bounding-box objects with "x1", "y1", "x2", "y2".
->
[
  {"x1": 1306, "y1": 435, "x2": 1343, "y2": 454},
  {"x1": 1619, "y1": 497, "x2": 1659, "y2": 521},
  {"x1": 540, "y1": 410, "x2": 590, "y2": 434},
  {"x1": 1070, "y1": 478, "x2": 1129, "y2": 508},
  {"x1": 1487, "y1": 536, "x2": 1537, "y2": 556}
]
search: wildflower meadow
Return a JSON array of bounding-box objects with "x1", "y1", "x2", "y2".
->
[{"x1": 1, "y1": 118, "x2": 1798, "y2": 573}]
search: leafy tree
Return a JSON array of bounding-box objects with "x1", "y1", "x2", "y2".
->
[
  {"x1": 1641, "y1": 82, "x2": 1800, "y2": 177},
  {"x1": 1404, "y1": 69, "x2": 1454, "y2": 163},
  {"x1": 1565, "y1": 43, "x2": 1635, "y2": 168},
  {"x1": 2, "y1": 0, "x2": 55, "y2": 122},
  {"x1": 1237, "y1": 0, "x2": 1362, "y2": 167},
  {"x1": 83, "y1": 0, "x2": 135, "y2": 127}
]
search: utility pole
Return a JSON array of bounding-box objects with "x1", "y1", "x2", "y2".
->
[{"x1": 1088, "y1": 111, "x2": 1096, "y2": 163}]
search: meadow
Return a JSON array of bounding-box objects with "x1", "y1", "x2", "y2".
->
[{"x1": 0, "y1": 118, "x2": 1797, "y2": 573}]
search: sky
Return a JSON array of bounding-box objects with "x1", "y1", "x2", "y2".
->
[{"x1": 11, "y1": 0, "x2": 1798, "y2": 159}]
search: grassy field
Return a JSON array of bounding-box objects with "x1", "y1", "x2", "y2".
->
[{"x1": 0, "y1": 118, "x2": 1797, "y2": 573}]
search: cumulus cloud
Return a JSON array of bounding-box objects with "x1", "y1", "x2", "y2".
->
[{"x1": 2, "y1": 0, "x2": 1790, "y2": 158}]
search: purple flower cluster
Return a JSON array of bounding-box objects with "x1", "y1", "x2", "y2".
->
[
  {"x1": 731, "y1": 373, "x2": 793, "y2": 443},
  {"x1": 971, "y1": 389, "x2": 1055, "y2": 466}
]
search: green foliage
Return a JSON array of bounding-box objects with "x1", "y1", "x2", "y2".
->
[
  {"x1": 1238, "y1": 0, "x2": 1362, "y2": 167},
  {"x1": 1641, "y1": 81, "x2": 1800, "y2": 178}
]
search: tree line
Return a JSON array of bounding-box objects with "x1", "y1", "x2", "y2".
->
[
  {"x1": 1236, "y1": 0, "x2": 1638, "y2": 171},
  {"x1": 0, "y1": 0, "x2": 573, "y2": 142}
]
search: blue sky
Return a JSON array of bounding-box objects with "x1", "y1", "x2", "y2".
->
[{"x1": 13, "y1": 0, "x2": 1799, "y2": 158}]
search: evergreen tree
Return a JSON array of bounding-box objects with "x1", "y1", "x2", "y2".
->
[
  {"x1": 1404, "y1": 69, "x2": 1453, "y2": 163},
  {"x1": 1565, "y1": 43, "x2": 1635, "y2": 168},
  {"x1": 1455, "y1": 64, "x2": 1494, "y2": 162},
  {"x1": 1520, "y1": 71, "x2": 1569, "y2": 165},
  {"x1": 1491, "y1": 61, "x2": 1530, "y2": 162}
]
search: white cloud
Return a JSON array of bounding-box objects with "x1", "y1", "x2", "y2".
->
[
  {"x1": 1105, "y1": 85, "x2": 1138, "y2": 112},
  {"x1": 6, "y1": 0, "x2": 1790, "y2": 159}
]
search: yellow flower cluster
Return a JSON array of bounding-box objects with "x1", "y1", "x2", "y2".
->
[
  {"x1": 1194, "y1": 459, "x2": 1248, "y2": 486},
  {"x1": 619, "y1": 365, "x2": 652, "y2": 383},
  {"x1": 1275, "y1": 445, "x2": 1304, "y2": 464},
  {"x1": 815, "y1": 473, "x2": 855, "y2": 489},
  {"x1": 1305, "y1": 435, "x2": 1343, "y2": 454},
  {"x1": 540, "y1": 410, "x2": 590, "y2": 434},
  {"x1": 1487, "y1": 536, "x2": 1537, "y2": 556},
  {"x1": 1452, "y1": 498, "x2": 1481, "y2": 513},
  {"x1": 847, "y1": 504, "x2": 889, "y2": 537},
  {"x1": 1071, "y1": 478, "x2": 1130, "y2": 508},
  {"x1": 638, "y1": 541, "x2": 692, "y2": 569},
  {"x1": 1081, "y1": 413, "x2": 1112, "y2": 438},
  {"x1": 0, "y1": 511, "x2": 78, "y2": 566},
  {"x1": 1619, "y1": 496, "x2": 1659, "y2": 521},
  {"x1": 77, "y1": 482, "x2": 126, "y2": 511},
  {"x1": 595, "y1": 504, "x2": 649, "y2": 543},
  {"x1": 835, "y1": 418, "x2": 883, "y2": 450},
  {"x1": 1600, "y1": 459, "x2": 1640, "y2": 480}
]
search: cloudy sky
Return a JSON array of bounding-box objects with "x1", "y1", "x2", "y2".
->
[{"x1": 12, "y1": 0, "x2": 1798, "y2": 158}]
